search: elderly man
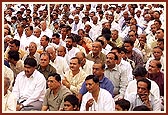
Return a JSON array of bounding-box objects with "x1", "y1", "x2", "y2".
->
[
  {"x1": 86, "y1": 40, "x2": 106, "y2": 65},
  {"x1": 46, "y1": 46, "x2": 69, "y2": 77}
]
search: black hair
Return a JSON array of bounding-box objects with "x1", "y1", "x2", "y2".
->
[
  {"x1": 132, "y1": 65, "x2": 147, "y2": 77},
  {"x1": 64, "y1": 94, "x2": 79, "y2": 109},
  {"x1": 9, "y1": 39, "x2": 20, "y2": 47},
  {"x1": 70, "y1": 57, "x2": 81, "y2": 64},
  {"x1": 133, "y1": 105, "x2": 151, "y2": 111},
  {"x1": 8, "y1": 50, "x2": 20, "y2": 61},
  {"x1": 115, "y1": 99, "x2": 130, "y2": 111},
  {"x1": 24, "y1": 57, "x2": 37, "y2": 67},
  {"x1": 111, "y1": 47, "x2": 121, "y2": 53},
  {"x1": 107, "y1": 52, "x2": 118, "y2": 60},
  {"x1": 85, "y1": 75, "x2": 99, "y2": 83},
  {"x1": 124, "y1": 40, "x2": 134, "y2": 46},
  {"x1": 102, "y1": 27, "x2": 111, "y2": 35},
  {"x1": 137, "y1": 78, "x2": 151, "y2": 91},
  {"x1": 52, "y1": 33, "x2": 60, "y2": 38},
  {"x1": 48, "y1": 73, "x2": 61, "y2": 82}
]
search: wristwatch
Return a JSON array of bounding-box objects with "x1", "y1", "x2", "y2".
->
[{"x1": 20, "y1": 104, "x2": 23, "y2": 109}]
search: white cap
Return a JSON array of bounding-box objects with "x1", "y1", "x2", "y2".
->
[
  {"x1": 101, "y1": 19, "x2": 109, "y2": 24},
  {"x1": 20, "y1": 6, "x2": 25, "y2": 9},
  {"x1": 85, "y1": 21, "x2": 92, "y2": 27},
  {"x1": 135, "y1": 8, "x2": 141, "y2": 13},
  {"x1": 69, "y1": 15, "x2": 74, "y2": 20}
]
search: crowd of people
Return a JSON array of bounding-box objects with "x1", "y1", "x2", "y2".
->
[{"x1": 3, "y1": 3, "x2": 165, "y2": 112}]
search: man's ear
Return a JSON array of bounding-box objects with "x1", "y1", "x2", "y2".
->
[{"x1": 73, "y1": 105, "x2": 78, "y2": 110}]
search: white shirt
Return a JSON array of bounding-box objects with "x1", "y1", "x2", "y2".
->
[
  {"x1": 20, "y1": 35, "x2": 37, "y2": 50},
  {"x1": 80, "y1": 59, "x2": 94, "y2": 76},
  {"x1": 102, "y1": 44, "x2": 112, "y2": 55},
  {"x1": 125, "y1": 92, "x2": 161, "y2": 111},
  {"x1": 118, "y1": 58, "x2": 133, "y2": 82},
  {"x1": 41, "y1": 28, "x2": 53, "y2": 38},
  {"x1": 3, "y1": 90, "x2": 17, "y2": 111},
  {"x1": 80, "y1": 88, "x2": 115, "y2": 111},
  {"x1": 49, "y1": 56, "x2": 69, "y2": 78},
  {"x1": 125, "y1": 78, "x2": 160, "y2": 99},
  {"x1": 71, "y1": 21, "x2": 83, "y2": 34},
  {"x1": 12, "y1": 69, "x2": 46, "y2": 106},
  {"x1": 13, "y1": 32, "x2": 26, "y2": 41},
  {"x1": 65, "y1": 47, "x2": 80, "y2": 64},
  {"x1": 4, "y1": 65, "x2": 14, "y2": 90}
]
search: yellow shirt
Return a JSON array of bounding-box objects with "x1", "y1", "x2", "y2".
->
[{"x1": 64, "y1": 70, "x2": 87, "y2": 94}]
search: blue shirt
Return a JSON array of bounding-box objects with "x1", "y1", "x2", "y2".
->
[{"x1": 79, "y1": 76, "x2": 114, "y2": 96}]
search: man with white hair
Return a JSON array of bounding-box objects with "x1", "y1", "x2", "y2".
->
[
  {"x1": 71, "y1": 14, "x2": 83, "y2": 34},
  {"x1": 45, "y1": 45, "x2": 69, "y2": 78},
  {"x1": 40, "y1": 21, "x2": 53, "y2": 38}
]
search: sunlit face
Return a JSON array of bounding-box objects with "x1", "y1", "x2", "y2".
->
[
  {"x1": 92, "y1": 42, "x2": 101, "y2": 54},
  {"x1": 28, "y1": 42, "x2": 37, "y2": 54},
  {"x1": 9, "y1": 43, "x2": 19, "y2": 51},
  {"x1": 148, "y1": 60, "x2": 160, "y2": 74},
  {"x1": 124, "y1": 43, "x2": 133, "y2": 53},
  {"x1": 153, "y1": 47, "x2": 163, "y2": 60},
  {"x1": 51, "y1": 36, "x2": 60, "y2": 45},
  {"x1": 105, "y1": 53, "x2": 116, "y2": 68},
  {"x1": 65, "y1": 38, "x2": 73, "y2": 49},
  {"x1": 57, "y1": 46, "x2": 66, "y2": 57},
  {"x1": 92, "y1": 63, "x2": 104, "y2": 77},
  {"x1": 46, "y1": 48, "x2": 56, "y2": 61},
  {"x1": 69, "y1": 58, "x2": 80, "y2": 72},
  {"x1": 40, "y1": 54, "x2": 50, "y2": 67}
]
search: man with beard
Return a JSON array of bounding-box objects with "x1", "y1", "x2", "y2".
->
[
  {"x1": 12, "y1": 58, "x2": 46, "y2": 111},
  {"x1": 65, "y1": 36, "x2": 80, "y2": 64},
  {"x1": 123, "y1": 40, "x2": 143, "y2": 68}
]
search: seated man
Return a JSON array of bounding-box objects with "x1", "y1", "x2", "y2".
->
[
  {"x1": 37, "y1": 52, "x2": 56, "y2": 81},
  {"x1": 7, "y1": 50, "x2": 24, "y2": 79},
  {"x1": 12, "y1": 58, "x2": 46, "y2": 111},
  {"x1": 80, "y1": 75, "x2": 115, "y2": 111},
  {"x1": 78, "y1": 62, "x2": 114, "y2": 102},
  {"x1": 3, "y1": 77, "x2": 17, "y2": 111},
  {"x1": 125, "y1": 78, "x2": 161, "y2": 111},
  {"x1": 41, "y1": 73, "x2": 72, "y2": 111},
  {"x1": 62, "y1": 57, "x2": 87, "y2": 95}
]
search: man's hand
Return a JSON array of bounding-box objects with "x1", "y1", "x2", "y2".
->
[
  {"x1": 62, "y1": 77, "x2": 70, "y2": 89},
  {"x1": 86, "y1": 98, "x2": 94, "y2": 111},
  {"x1": 140, "y1": 93, "x2": 151, "y2": 110},
  {"x1": 16, "y1": 104, "x2": 23, "y2": 111}
]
